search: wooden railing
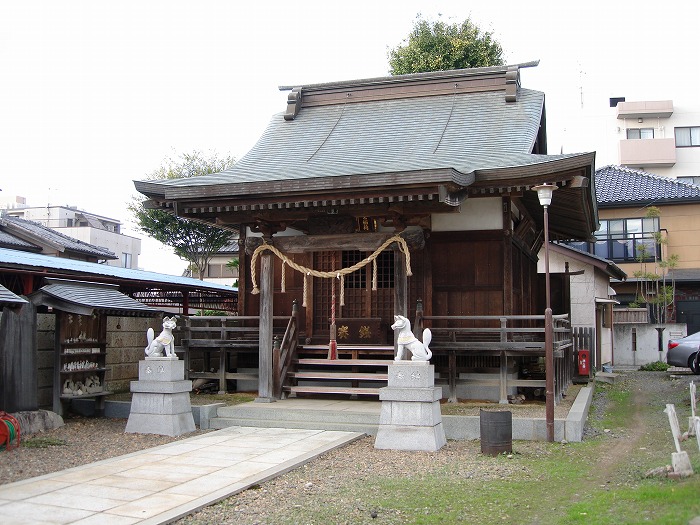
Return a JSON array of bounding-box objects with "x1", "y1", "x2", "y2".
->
[
  {"x1": 273, "y1": 300, "x2": 300, "y2": 399},
  {"x1": 414, "y1": 303, "x2": 574, "y2": 404},
  {"x1": 182, "y1": 314, "x2": 288, "y2": 394}
]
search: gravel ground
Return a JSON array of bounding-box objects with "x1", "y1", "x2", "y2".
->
[
  {"x1": 0, "y1": 372, "x2": 683, "y2": 524},
  {"x1": 1, "y1": 386, "x2": 580, "y2": 486}
]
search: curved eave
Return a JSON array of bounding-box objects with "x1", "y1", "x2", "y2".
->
[{"x1": 136, "y1": 154, "x2": 598, "y2": 241}]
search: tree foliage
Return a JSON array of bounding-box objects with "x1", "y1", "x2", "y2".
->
[
  {"x1": 130, "y1": 151, "x2": 236, "y2": 279},
  {"x1": 388, "y1": 15, "x2": 504, "y2": 75}
]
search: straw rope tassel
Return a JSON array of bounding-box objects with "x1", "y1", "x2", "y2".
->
[
  {"x1": 281, "y1": 260, "x2": 286, "y2": 293},
  {"x1": 302, "y1": 274, "x2": 308, "y2": 307},
  {"x1": 340, "y1": 275, "x2": 345, "y2": 306},
  {"x1": 372, "y1": 259, "x2": 378, "y2": 291}
]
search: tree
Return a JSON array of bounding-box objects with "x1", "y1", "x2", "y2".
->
[
  {"x1": 629, "y1": 206, "x2": 679, "y2": 323},
  {"x1": 388, "y1": 15, "x2": 504, "y2": 75},
  {"x1": 130, "y1": 151, "x2": 236, "y2": 279}
]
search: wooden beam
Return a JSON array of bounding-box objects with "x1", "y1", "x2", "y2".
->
[{"x1": 245, "y1": 229, "x2": 425, "y2": 255}]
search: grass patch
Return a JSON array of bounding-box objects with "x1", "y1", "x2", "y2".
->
[
  {"x1": 596, "y1": 382, "x2": 635, "y2": 430},
  {"x1": 22, "y1": 436, "x2": 67, "y2": 448}
]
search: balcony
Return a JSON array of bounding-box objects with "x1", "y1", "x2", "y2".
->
[
  {"x1": 619, "y1": 138, "x2": 676, "y2": 168},
  {"x1": 617, "y1": 100, "x2": 673, "y2": 120}
]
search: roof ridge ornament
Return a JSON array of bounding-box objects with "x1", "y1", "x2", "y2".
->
[
  {"x1": 505, "y1": 66, "x2": 520, "y2": 103},
  {"x1": 284, "y1": 87, "x2": 303, "y2": 121}
]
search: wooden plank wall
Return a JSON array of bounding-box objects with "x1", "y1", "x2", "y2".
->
[
  {"x1": 0, "y1": 304, "x2": 38, "y2": 412},
  {"x1": 428, "y1": 231, "x2": 505, "y2": 319}
]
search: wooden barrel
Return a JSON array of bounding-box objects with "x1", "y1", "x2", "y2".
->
[{"x1": 479, "y1": 409, "x2": 512, "y2": 456}]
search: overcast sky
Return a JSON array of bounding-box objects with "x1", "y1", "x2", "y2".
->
[{"x1": 1, "y1": 1, "x2": 698, "y2": 275}]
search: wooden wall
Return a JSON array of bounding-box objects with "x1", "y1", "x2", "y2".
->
[
  {"x1": 423, "y1": 229, "x2": 541, "y2": 320},
  {"x1": 241, "y1": 229, "x2": 543, "y2": 330}
]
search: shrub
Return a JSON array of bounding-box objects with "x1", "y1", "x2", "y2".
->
[{"x1": 639, "y1": 361, "x2": 670, "y2": 372}]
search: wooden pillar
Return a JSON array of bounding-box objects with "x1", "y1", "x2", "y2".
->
[
  {"x1": 394, "y1": 248, "x2": 408, "y2": 351},
  {"x1": 499, "y1": 317, "x2": 509, "y2": 404},
  {"x1": 182, "y1": 291, "x2": 190, "y2": 316},
  {"x1": 394, "y1": 248, "x2": 408, "y2": 316},
  {"x1": 257, "y1": 250, "x2": 275, "y2": 401},
  {"x1": 237, "y1": 229, "x2": 246, "y2": 315},
  {"x1": 502, "y1": 197, "x2": 513, "y2": 315}
]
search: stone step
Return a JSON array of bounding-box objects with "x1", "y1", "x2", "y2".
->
[
  {"x1": 209, "y1": 416, "x2": 380, "y2": 435},
  {"x1": 216, "y1": 405, "x2": 379, "y2": 425}
]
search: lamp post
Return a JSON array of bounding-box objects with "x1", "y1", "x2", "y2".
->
[{"x1": 533, "y1": 183, "x2": 557, "y2": 442}]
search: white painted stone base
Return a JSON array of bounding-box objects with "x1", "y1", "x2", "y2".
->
[
  {"x1": 125, "y1": 359, "x2": 195, "y2": 437},
  {"x1": 672, "y1": 451, "x2": 694, "y2": 477},
  {"x1": 374, "y1": 362, "x2": 446, "y2": 452}
]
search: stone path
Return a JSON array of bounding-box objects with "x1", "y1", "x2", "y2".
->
[{"x1": 0, "y1": 426, "x2": 363, "y2": 525}]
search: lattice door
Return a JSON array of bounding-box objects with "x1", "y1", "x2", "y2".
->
[{"x1": 312, "y1": 250, "x2": 394, "y2": 339}]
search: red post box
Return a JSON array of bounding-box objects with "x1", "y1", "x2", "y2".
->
[{"x1": 578, "y1": 349, "x2": 590, "y2": 376}]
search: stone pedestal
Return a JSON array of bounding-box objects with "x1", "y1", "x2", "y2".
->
[
  {"x1": 671, "y1": 451, "x2": 694, "y2": 477},
  {"x1": 374, "y1": 362, "x2": 446, "y2": 451},
  {"x1": 125, "y1": 357, "x2": 196, "y2": 437}
]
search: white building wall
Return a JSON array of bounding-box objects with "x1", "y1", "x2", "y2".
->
[
  {"x1": 64, "y1": 227, "x2": 141, "y2": 268},
  {"x1": 538, "y1": 247, "x2": 616, "y2": 366},
  {"x1": 431, "y1": 197, "x2": 502, "y2": 231}
]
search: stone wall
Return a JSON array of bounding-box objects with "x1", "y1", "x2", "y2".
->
[
  {"x1": 613, "y1": 323, "x2": 687, "y2": 367},
  {"x1": 105, "y1": 316, "x2": 163, "y2": 394}
]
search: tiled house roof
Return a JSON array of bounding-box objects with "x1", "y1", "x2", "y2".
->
[
  {"x1": 0, "y1": 215, "x2": 117, "y2": 260},
  {"x1": 0, "y1": 229, "x2": 40, "y2": 251},
  {"x1": 595, "y1": 165, "x2": 700, "y2": 206}
]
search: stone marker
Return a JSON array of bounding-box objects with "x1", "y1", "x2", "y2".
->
[
  {"x1": 688, "y1": 382, "x2": 698, "y2": 438},
  {"x1": 664, "y1": 403, "x2": 693, "y2": 477}
]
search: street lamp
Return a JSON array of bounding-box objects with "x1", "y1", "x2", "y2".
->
[{"x1": 532, "y1": 183, "x2": 557, "y2": 442}]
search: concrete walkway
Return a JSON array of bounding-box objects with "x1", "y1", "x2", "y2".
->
[{"x1": 0, "y1": 426, "x2": 363, "y2": 525}]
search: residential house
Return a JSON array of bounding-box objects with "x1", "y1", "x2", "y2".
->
[
  {"x1": 569, "y1": 165, "x2": 700, "y2": 334},
  {"x1": 203, "y1": 241, "x2": 239, "y2": 287},
  {"x1": 2, "y1": 203, "x2": 141, "y2": 269},
  {"x1": 0, "y1": 214, "x2": 118, "y2": 264}
]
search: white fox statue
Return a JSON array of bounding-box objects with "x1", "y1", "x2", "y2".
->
[
  {"x1": 144, "y1": 316, "x2": 178, "y2": 358},
  {"x1": 391, "y1": 315, "x2": 432, "y2": 362}
]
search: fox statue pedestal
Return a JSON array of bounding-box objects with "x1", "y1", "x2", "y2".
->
[
  {"x1": 374, "y1": 361, "x2": 446, "y2": 452},
  {"x1": 125, "y1": 357, "x2": 195, "y2": 437}
]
